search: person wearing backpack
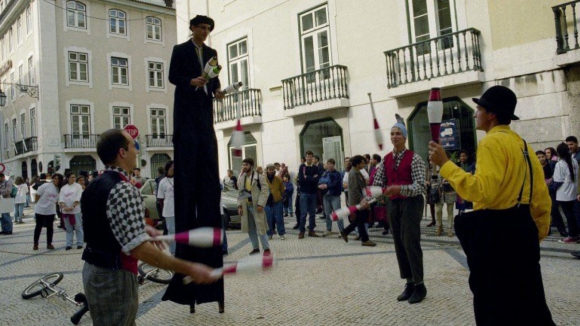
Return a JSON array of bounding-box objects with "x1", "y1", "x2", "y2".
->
[{"x1": 0, "y1": 173, "x2": 14, "y2": 235}]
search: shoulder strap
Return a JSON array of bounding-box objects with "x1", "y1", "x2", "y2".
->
[{"x1": 517, "y1": 139, "x2": 534, "y2": 206}]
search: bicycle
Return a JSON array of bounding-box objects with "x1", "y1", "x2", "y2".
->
[
  {"x1": 137, "y1": 262, "x2": 174, "y2": 285},
  {"x1": 21, "y1": 272, "x2": 89, "y2": 325}
]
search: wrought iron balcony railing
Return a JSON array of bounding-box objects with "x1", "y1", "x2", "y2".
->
[
  {"x1": 14, "y1": 137, "x2": 37, "y2": 155},
  {"x1": 64, "y1": 134, "x2": 100, "y2": 149},
  {"x1": 146, "y1": 134, "x2": 173, "y2": 147},
  {"x1": 553, "y1": 1, "x2": 580, "y2": 54},
  {"x1": 282, "y1": 65, "x2": 348, "y2": 110},
  {"x1": 14, "y1": 140, "x2": 24, "y2": 155},
  {"x1": 213, "y1": 89, "x2": 262, "y2": 123},
  {"x1": 384, "y1": 28, "x2": 483, "y2": 88}
]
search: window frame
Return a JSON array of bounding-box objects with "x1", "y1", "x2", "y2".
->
[
  {"x1": 407, "y1": 0, "x2": 457, "y2": 52},
  {"x1": 111, "y1": 56, "x2": 129, "y2": 86},
  {"x1": 227, "y1": 37, "x2": 249, "y2": 89},
  {"x1": 108, "y1": 9, "x2": 127, "y2": 36},
  {"x1": 70, "y1": 104, "x2": 91, "y2": 139},
  {"x1": 112, "y1": 106, "x2": 131, "y2": 129},
  {"x1": 16, "y1": 17, "x2": 22, "y2": 45},
  {"x1": 66, "y1": 0, "x2": 87, "y2": 29},
  {"x1": 30, "y1": 107, "x2": 36, "y2": 137},
  {"x1": 28, "y1": 56, "x2": 35, "y2": 85},
  {"x1": 149, "y1": 108, "x2": 167, "y2": 138},
  {"x1": 68, "y1": 51, "x2": 89, "y2": 83},
  {"x1": 26, "y1": 5, "x2": 32, "y2": 36},
  {"x1": 298, "y1": 5, "x2": 332, "y2": 75},
  {"x1": 147, "y1": 61, "x2": 164, "y2": 88},
  {"x1": 145, "y1": 16, "x2": 163, "y2": 43},
  {"x1": 20, "y1": 113, "x2": 26, "y2": 139}
]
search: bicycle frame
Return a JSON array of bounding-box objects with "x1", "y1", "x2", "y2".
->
[{"x1": 38, "y1": 279, "x2": 83, "y2": 307}]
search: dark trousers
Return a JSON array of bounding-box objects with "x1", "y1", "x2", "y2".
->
[
  {"x1": 343, "y1": 210, "x2": 369, "y2": 242},
  {"x1": 455, "y1": 206, "x2": 554, "y2": 326},
  {"x1": 558, "y1": 200, "x2": 578, "y2": 237},
  {"x1": 34, "y1": 214, "x2": 55, "y2": 245},
  {"x1": 294, "y1": 192, "x2": 301, "y2": 225},
  {"x1": 549, "y1": 192, "x2": 566, "y2": 233},
  {"x1": 388, "y1": 196, "x2": 424, "y2": 284}
]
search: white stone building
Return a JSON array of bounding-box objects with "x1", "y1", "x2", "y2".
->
[
  {"x1": 0, "y1": 0, "x2": 177, "y2": 179},
  {"x1": 175, "y1": 0, "x2": 580, "y2": 178}
]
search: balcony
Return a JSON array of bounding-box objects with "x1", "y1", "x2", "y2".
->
[
  {"x1": 145, "y1": 134, "x2": 173, "y2": 148},
  {"x1": 64, "y1": 134, "x2": 100, "y2": 149},
  {"x1": 213, "y1": 89, "x2": 262, "y2": 130},
  {"x1": 553, "y1": 1, "x2": 580, "y2": 66},
  {"x1": 282, "y1": 65, "x2": 349, "y2": 117},
  {"x1": 14, "y1": 137, "x2": 37, "y2": 155},
  {"x1": 384, "y1": 28, "x2": 484, "y2": 97}
]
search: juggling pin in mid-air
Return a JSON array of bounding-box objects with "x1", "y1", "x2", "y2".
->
[
  {"x1": 364, "y1": 186, "x2": 386, "y2": 198},
  {"x1": 150, "y1": 227, "x2": 223, "y2": 248},
  {"x1": 223, "y1": 81, "x2": 243, "y2": 94},
  {"x1": 330, "y1": 198, "x2": 377, "y2": 222},
  {"x1": 368, "y1": 93, "x2": 383, "y2": 151},
  {"x1": 231, "y1": 119, "x2": 244, "y2": 157},
  {"x1": 183, "y1": 252, "x2": 277, "y2": 284}
]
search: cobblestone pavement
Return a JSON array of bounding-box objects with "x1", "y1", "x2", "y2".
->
[{"x1": 1, "y1": 206, "x2": 580, "y2": 325}]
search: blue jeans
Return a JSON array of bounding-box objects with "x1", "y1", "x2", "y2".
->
[
  {"x1": 14, "y1": 203, "x2": 24, "y2": 223},
  {"x1": 164, "y1": 215, "x2": 176, "y2": 254},
  {"x1": 266, "y1": 201, "x2": 285, "y2": 236},
  {"x1": 1, "y1": 212, "x2": 12, "y2": 232},
  {"x1": 63, "y1": 213, "x2": 84, "y2": 247},
  {"x1": 247, "y1": 205, "x2": 269, "y2": 250},
  {"x1": 299, "y1": 192, "x2": 317, "y2": 233},
  {"x1": 324, "y1": 195, "x2": 344, "y2": 232},
  {"x1": 25, "y1": 193, "x2": 30, "y2": 207}
]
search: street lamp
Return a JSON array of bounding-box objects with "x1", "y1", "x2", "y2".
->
[{"x1": 0, "y1": 83, "x2": 39, "y2": 100}]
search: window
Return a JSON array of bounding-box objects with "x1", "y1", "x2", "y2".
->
[
  {"x1": 67, "y1": 1, "x2": 86, "y2": 29},
  {"x1": 26, "y1": 6, "x2": 32, "y2": 35},
  {"x1": 68, "y1": 51, "x2": 88, "y2": 82},
  {"x1": 70, "y1": 104, "x2": 90, "y2": 138},
  {"x1": 8, "y1": 27, "x2": 12, "y2": 53},
  {"x1": 0, "y1": 38, "x2": 4, "y2": 61},
  {"x1": 409, "y1": 0, "x2": 455, "y2": 51},
  {"x1": 227, "y1": 38, "x2": 249, "y2": 88},
  {"x1": 111, "y1": 57, "x2": 128, "y2": 85},
  {"x1": 146, "y1": 17, "x2": 162, "y2": 41},
  {"x1": 148, "y1": 62, "x2": 164, "y2": 88},
  {"x1": 28, "y1": 56, "x2": 35, "y2": 85},
  {"x1": 12, "y1": 118, "x2": 16, "y2": 142},
  {"x1": 20, "y1": 113, "x2": 26, "y2": 138},
  {"x1": 9, "y1": 72, "x2": 14, "y2": 99},
  {"x1": 4, "y1": 123, "x2": 8, "y2": 150},
  {"x1": 30, "y1": 108, "x2": 35, "y2": 137},
  {"x1": 113, "y1": 106, "x2": 130, "y2": 129},
  {"x1": 109, "y1": 9, "x2": 126, "y2": 35},
  {"x1": 150, "y1": 108, "x2": 166, "y2": 137},
  {"x1": 299, "y1": 5, "x2": 331, "y2": 74},
  {"x1": 18, "y1": 64, "x2": 23, "y2": 86},
  {"x1": 16, "y1": 17, "x2": 22, "y2": 44}
]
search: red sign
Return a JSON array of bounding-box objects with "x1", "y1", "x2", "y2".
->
[
  {"x1": 124, "y1": 124, "x2": 139, "y2": 139},
  {"x1": 0, "y1": 163, "x2": 4, "y2": 173}
]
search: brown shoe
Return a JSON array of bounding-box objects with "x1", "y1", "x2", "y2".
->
[
  {"x1": 308, "y1": 231, "x2": 319, "y2": 237},
  {"x1": 47, "y1": 244, "x2": 55, "y2": 250},
  {"x1": 298, "y1": 232, "x2": 304, "y2": 239},
  {"x1": 362, "y1": 240, "x2": 377, "y2": 247},
  {"x1": 447, "y1": 230, "x2": 454, "y2": 237},
  {"x1": 435, "y1": 226, "x2": 443, "y2": 237},
  {"x1": 33, "y1": 243, "x2": 38, "y2": 250}
]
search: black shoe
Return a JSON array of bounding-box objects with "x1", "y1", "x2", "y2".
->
[
  {"x1": 292, "y1": 224, "x2": 299, "y2": 230},
  {"x1": 0, "y1": 231, "x2": 12, "y2": 235},
  {"x1": 66, "y1": 246, "x2": 72, "y2": 250},
  {"x1": 340, "y1": 231, "x2": 348, "y2": 243},
  {"x1": 382, "y1": 229, "x2": 390, "y2": 235},
  {"x1": 408, "y1": 283, "x2": 427, "y2": 304},
  {"x1": 77, "y1": 246, "x2": 83, "y2": 249},
  {"x1": 397, "y1": 283, "x2": 415, "y2": 301},
  {"x1": 571, "y1": 251, "x2": 580, "y2": 259},
  {"x1": 249, "y1": 248, "x2": 260, "y2": 255},
  {"x1": 284, "y1": 214, "x2": 288, "y2": 217}
]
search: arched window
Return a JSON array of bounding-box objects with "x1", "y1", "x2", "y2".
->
[
  {"x1": 70, "y1": 155, "x2": 96, "y2": 177},
  {"x1": 31, "y1": 159, "x2": 37, "y2": 177},
  {"x1": 146, "y1": 16, "x2": 162, "y2": 41},
  {"x1": 408, "y1": 97, "x2": 476, "y2": 162},
  {"x1": 299, "y1": 118, "x2": 344, "y2": 171},
  {"x1": 150, "y1": 153, "x2": 171, "y2": 177},
  {"x1": 228, "y1": 132, "x2": 256, "y2": 173},
  {"x1": 109, "y1": 9, "x2": 126, "y2": 35},
  {"x1": 66, "y1": 1, "x2": 86, "y2": 29}
]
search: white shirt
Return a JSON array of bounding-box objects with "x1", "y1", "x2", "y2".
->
[
  {"x1": 157, "y1": 177, "x2": 175, "y2": 217},
  {"x1": 554, "y1": 159, "x2": 579, "y2": 201},
  {"x1": 59, "y1": 182, "x2": 83, "y2": 214},
  {"x1": 34, "y1": 183, "x2": 59, "y2": 215},
  {"x1": 14, "y1": 184, "x2": 28, "y2": 204},
  {"x1": 342, "y1": 171, "x2": 349, "y2": 192}
]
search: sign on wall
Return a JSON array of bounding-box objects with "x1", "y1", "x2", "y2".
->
[{"x1": 440, "y1": 119, "x2": 460, "y2": 150}]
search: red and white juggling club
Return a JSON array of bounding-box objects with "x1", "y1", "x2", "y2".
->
[
  {"x1": 330, "y1": 198, "x2": 377, "y2": 222},
  {"x1": 150, "y1": 227, "x2": 223, "y2": 248},
  {"x1": 183, "y1": 253, "x2": 277, "y2": 284},
  {"x1": 367, "y1": 93, "x2": 383, "y2": 151},
  {"x1": 427, "y1": 87, "x2": 443, "y2": 143},
  {"x1": 364, "y1": 186, "x2": 385, "y2": 198},
  {"x1": 231, "y1": 97, "x2": 245, "y2": 157}
]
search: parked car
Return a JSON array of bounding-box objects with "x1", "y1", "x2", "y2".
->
[{"x1": 140, "y1": 179, "x2": 241, "y2": 229}]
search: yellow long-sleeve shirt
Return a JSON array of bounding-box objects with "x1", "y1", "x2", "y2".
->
[{"x1": 440, "y1": 125, "x2": 551, "y2": 241}]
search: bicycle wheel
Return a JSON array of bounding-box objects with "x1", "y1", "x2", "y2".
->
[
  {"x1": 22, "y1": 272, "x2": 64, "y2": 299},
  {"x1": 138, "y1": 263, "x2": 173, "y2": 284}
]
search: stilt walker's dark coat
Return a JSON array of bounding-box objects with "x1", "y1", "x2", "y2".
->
[{"x1": 162, "y1": 39, "x2": 224, "y2": 306}]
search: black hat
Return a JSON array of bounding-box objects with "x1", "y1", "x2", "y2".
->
[
  {"x1": 190, "y1": 15, "x2": 214, "y2": 32},
  {"x1": 472, "y1": 85, "x2": 519, "y2": 120}
]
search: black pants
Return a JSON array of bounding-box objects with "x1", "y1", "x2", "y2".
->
[
  {"x1": 389, "y1": 196, "x2": 424, "y2": 284},
  {"x1": 343, "y1": 210, "x2": 369, "y2": 242},
  {"x1": 34, "y1": 214, "x2": 55, "y2": 245},
  {"x1": 455, "y1": 206, "x2": 554, "y2": 326},
  {"x1": 558, "y1": 200, "x2": 578, "y2": 237},
  {"x1": 294, "y1": 192, "x2": 301, "y2": 225}
]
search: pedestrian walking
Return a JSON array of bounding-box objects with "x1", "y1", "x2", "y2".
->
[
  {"x1": 298, "y1": 151, "x2": 320, "y2": 238},
  {"x1": 33, "y1": 174, "x2": 64, "y2": 250},
  {"x1": 13, "y1": 176, "x2": 28, "y2": 224},
  {"x1": 58, "y1": 173, "x2": 84, "y2": 250},
  {"x1": 157, "y1": 161, "x2": 176, "y2": 254},
  {"x1": 318, "y1": 158, "x2": 345, "y2": 236},
  {"x1": 429, "y1": 85, "x2": 554, "y2": 325},
  {"x1": 553, "y1": 142, "x2": 580, "y2": 243},
  {"x1": 265, "y1": 164, "x2": 286, "y2": 240},
  {"x1": 341, "y1": 155, "x2": 375, "y2": 246}
]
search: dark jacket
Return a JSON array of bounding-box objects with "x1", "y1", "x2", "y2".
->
[
  {"x1": 298, "y1": 164, "x2": 320, "y2": 194},
  {"x1": 318, "y1": 169, "x2": 343, "y2": 196}
]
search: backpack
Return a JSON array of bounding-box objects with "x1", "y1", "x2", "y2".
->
[{"x1": 10, "y1": 185, "x2": 17, "y2": 198}]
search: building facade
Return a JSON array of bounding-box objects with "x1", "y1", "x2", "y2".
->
[
  {"x1": 173, "y1": 0, "x2": 580, "y2": 178},
  {"x1": 0, "y1": 0, "x2": 176, "y2": 179}
]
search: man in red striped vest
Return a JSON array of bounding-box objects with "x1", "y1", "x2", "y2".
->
[{"x1": 372, "y1": 119, "x2": 427, "y2": 304}]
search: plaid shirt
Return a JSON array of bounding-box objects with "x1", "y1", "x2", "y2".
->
[
  {"x1": 105, "y1": 167, "x2": 150, "y2": 255},
  {"x1": 372, "y1": 149, "x2": 426, "y2": 197}
]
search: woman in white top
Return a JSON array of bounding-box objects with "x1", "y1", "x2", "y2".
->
[
  {"x1": 58, "y1": 173, "x2": 84, "y2": 250},
  {"x1": 553, "y1": 143, "x2": 580, "y2": 244},
  {"x1": 157, "y1": 161, "x2": 175, "y2": 254},
  {"x1": 13, "y1": 176, "x2": 28, "y2": 224},
  {"x1": 33, "y1": 174, "x2": 63, "y2": 250}
]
